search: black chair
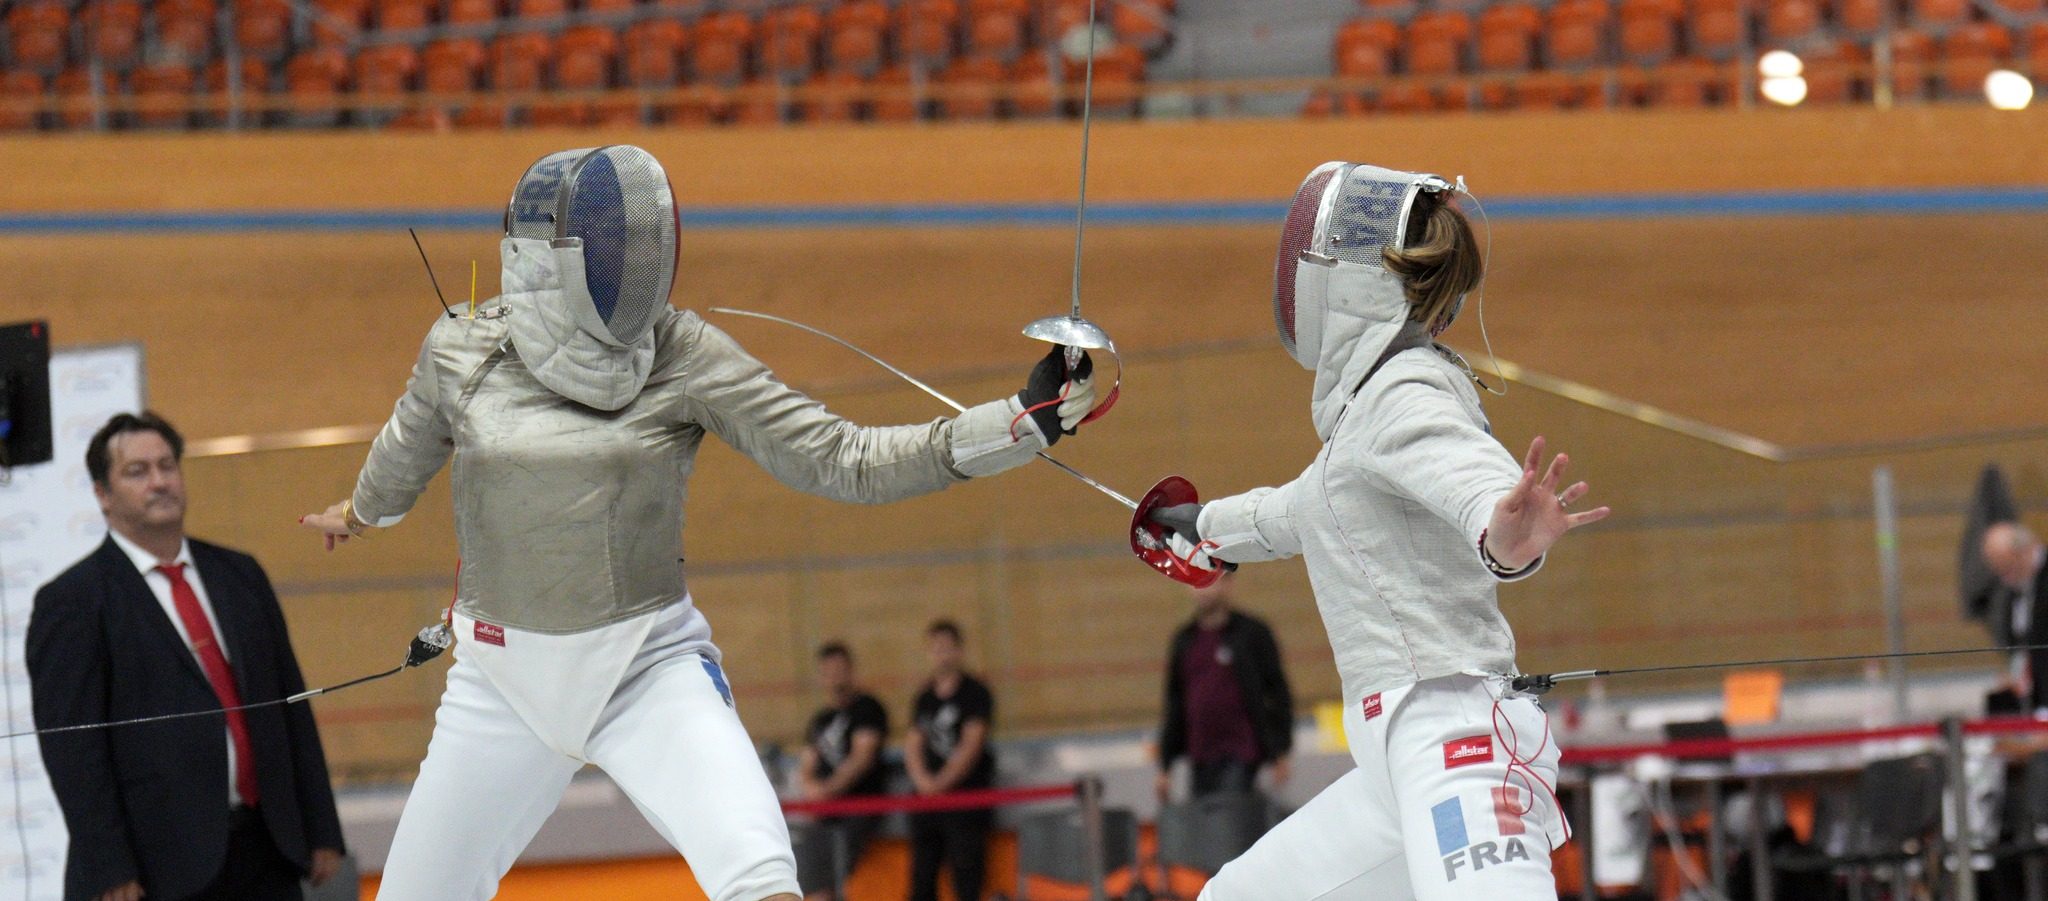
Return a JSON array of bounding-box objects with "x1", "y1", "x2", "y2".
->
[
  {"x1": 1152, "y1": 792, "x2": 1272, "y2": 898},
  {"x1": 1775, "y1": 753, "x2": 1945, "y2": 901},
  {"x1": 1986, "y1": 749, "x2": 2048, "y2": 901}
]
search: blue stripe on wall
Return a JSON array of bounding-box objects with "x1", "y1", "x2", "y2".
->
[{"x1": 2, "y1": 186, "x2": 2045, "y2": 234}]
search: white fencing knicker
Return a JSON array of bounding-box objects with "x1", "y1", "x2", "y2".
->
[
  {"x1": 376, "y1": 600, "x2": 799, "y2": 901},
  {"x1": 1200, "y1": 673, "x2": 1568, "y2": 901}
]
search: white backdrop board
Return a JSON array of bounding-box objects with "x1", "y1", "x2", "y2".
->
[{"x1": 0, "y1": 344, "x2": 145, "y2": 900}]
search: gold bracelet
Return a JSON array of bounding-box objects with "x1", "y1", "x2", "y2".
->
[{"x1": 340, "y1": 498, "x2": 372, "y2": 538}]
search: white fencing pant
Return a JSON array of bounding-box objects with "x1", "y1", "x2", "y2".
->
[
  {"x1": 377, "y1": 606, "x2": 799, "y2": 901},
  {"x1": 1200, "y1": 673, "x2": 1567, "y2": 901}
]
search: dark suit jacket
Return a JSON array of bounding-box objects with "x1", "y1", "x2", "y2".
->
[
  {"x1": 27, "y1": 536, "x2": 346, "y2": 901},
  {"x1": 1158, "y1": 609, "x2": 1295, "y2": 768}
]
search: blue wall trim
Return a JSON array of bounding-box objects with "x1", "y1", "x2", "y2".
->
[{"x1": 2, "y1": 186, "x2": 2044, "y2": 234}]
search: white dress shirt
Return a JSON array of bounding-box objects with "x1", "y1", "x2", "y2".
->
[{"x1": 106, "y1": 528, "x2": 243, "y2": 806}]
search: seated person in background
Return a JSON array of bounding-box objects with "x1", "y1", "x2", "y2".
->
[
  {"x1": 1984, "y1": 522, "x2": 2048, "y2": 711},
  {"x1": 794, "y1": 643, "x2": 889, "y2": 901}
]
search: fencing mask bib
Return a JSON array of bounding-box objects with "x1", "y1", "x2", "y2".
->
[{"x1": 503, "y1": 145, "x2": 681, "y2": 411}]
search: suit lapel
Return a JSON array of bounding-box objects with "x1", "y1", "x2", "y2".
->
[{"x1": 96, "y1": 537, "x2": 211, "y2": 687}]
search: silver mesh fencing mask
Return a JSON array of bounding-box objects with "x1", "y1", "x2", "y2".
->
[
  {"x1": 505, "y1": 145, "x2": 679, "y2": 348},
  {"x1": 1272, "y1": 162, "x2": 1463, "y2": 370}
]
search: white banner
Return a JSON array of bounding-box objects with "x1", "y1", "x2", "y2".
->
[{"x1": 0, "y1": 344, "x2": 144, "y2": 900}]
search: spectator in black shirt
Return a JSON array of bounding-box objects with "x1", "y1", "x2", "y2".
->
[
  {"x1": 795, "y1": 642, "x2": 889, "y2": 901},
  {"x1": 1156, "y1": 570, "x2": 1295, "y2": 802},
  {"x1": 905, "y1": 619, "x2": 995, "y2": 901}
]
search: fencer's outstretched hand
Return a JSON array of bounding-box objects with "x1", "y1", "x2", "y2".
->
[
  {"x1": 1482, "y1": 436, "x2": 1610, "y2": 571},
  {"x1": 1014, "y1": 346, "x2": 1096, "y2": 445},
  {"x1": 300, "y1": 500, "x2": 361, "y2": 552}
]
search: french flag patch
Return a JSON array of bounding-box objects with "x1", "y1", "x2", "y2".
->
[
  {"x1": 1362, "y1": 693, "x2": 1383, "y2": 721},
  {"x1": 474, "y1": 621, "x2": 506, "y2": 647},
  {"x1": 1444, "y1": 735, "x2": 1493, "y2": 769}
]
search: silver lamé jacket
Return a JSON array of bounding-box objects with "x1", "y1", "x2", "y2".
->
[
  {"x1": 1197, "y1": 261, "x2": 1540, "y2": 707},
  {"x1": 350, "y1": 298, "x2": 1043, "y2": 634}
]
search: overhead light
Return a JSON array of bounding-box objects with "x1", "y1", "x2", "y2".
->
[
  {"x1": 1757, "y1": 50, "x2": 1804, "y2": 79},
  {"x1": 1986, "y1": 69, "x2": 2033, "y2": 110},
  {"x1": 1761, "y1": 75, "x2": 1808, "y2": 107}
]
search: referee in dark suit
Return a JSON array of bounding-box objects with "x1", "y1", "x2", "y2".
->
[{"x1": 27, "y1": 412, "x2": 346, "y2": 901}]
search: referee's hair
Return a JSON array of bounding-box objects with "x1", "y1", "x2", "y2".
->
[
  {"x1": 925, "y1": 619, "x2": 963, "y2": 644},
  {"x1": 816, "y1": 642, "x2": 852, "y2": 663}
]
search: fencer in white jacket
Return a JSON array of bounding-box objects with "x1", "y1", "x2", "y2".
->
[{"x1": 1151, "y1": 162, "x2": 1609, "y2": 901}]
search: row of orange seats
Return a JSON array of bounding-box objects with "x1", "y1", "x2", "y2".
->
[
  {"x1": 5, "y1": 0, "x2": 1170, "y2": 76},
  {"x1": 1336, "y1": 0, "x2": 2044, "y2": 77},
  {"x1": 0, "y1": 35, "x2": 1147, "y2": 131},
  {"x1": 1355, "y1": 0, "x2": 2043, "y2": 25},
  {"x1": 1313, "y1": 26, "x2": 2047, "y2": 115}
]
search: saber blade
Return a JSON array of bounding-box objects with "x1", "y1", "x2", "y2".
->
[{"x1": 707, "y1": 307, "x2": 1137, "y2": 511}]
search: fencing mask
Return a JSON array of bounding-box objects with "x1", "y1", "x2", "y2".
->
[
  {"x1": 1273, "y1": 161, "x2": 1465, "y2": 371},
  {"x1": 502, "y1": 145, "x2": 680, "y2": 411}
]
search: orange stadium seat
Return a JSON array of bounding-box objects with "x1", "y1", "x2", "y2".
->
[
  {"x1": 1477, "y1": 3, "x2": 1541, "y2": 70},
  {"x1": 7, "y1": 1, "x2": 70, "y2": 74},
  {"x1": 0, "y1": 70, "x2": 45, "y2": 130},
  {"x1": 1544, "y1": 0, "x2": 1608, "y2": 68},
  {"x1": 1111, "y1": 0, "x2": 1172, "y2": 54},
  {"x1": 581, "y1": 0, "x2": 635, "y2": 16},
  {"x1": 153, "y1": 0, "x2": 217, "y2": 61},
  {"x1": 309, "y1": 0, "x2": 370, "y2": 47},
  {"x1": 1990, "y1": 0, "x2": 2045, "y2": 17},
  {"x1": 1688, "y1": 0, "x2": 1744, "y2": 59},
  {"x1": 689, "y1": 32, "x2": 747, "y2": 87},
  {"x1": 200, "y1": 56, "x2": 269, "y2": 124},
  {"x1": 1397, "y1": 11, "x2": 1470, "y2": 111},
  {"x1": 281, "y1": 47, "x2": 347, "y2": 125},
  {"x1": 968, "y1": 0, "x2": 1031, "y2": 18},
  {"x1": 869, "y1": 61, "x2": 922, "y2": 121},
  {"x1": 759, "y1": 6, "x2": 822, "y2": 81},
  {"x1": 826, "y1": 23, "x2": 885, "y2": 75},
  {"x1": 1798, "y1": 39, "x2": 1862, "y2": 102},
  {"x1": 895, "y1": 1, "x2": 958, "y2": 67},
  {"x1": 938, "y1": 53, "x2": 1003, "y2": 118},
  {"x1": 828, "y1": 0, "x2": 890, "y2": 33},
  {"x1": 697, "y1": 10, "x2": 755, "y2": 45},
  {"x1": 425, "y1": 36, "x2": 488, "y2": 74},
  {"x1": 443, "y1": 0, "x2": 499, "y2": 26},
  {"x1": 515, "y1": 0, "x2": 570, "y2": 21},
  {"x1": 1833, "y1": 0, "x2": 1885, "y2": 34},
  {"x1": 375, "y1": 0, "x2": 433, "y2": 33},
  {"x1": 1071, "y1": 41, "x2": 1143, "y2": 115},
  {"x1": 2030, "y1": 22, "x2": 2048, "y2": 76},
  {"x1": 624, "y1": 40, "x2": 679, "y2": 86},
  {"x1": 1642, "y1": 54, "x2": 1727, "y2": 105},
  {"x1": 528, "y1": 49, "x2": 606, "y2": 126},
  {"x1": 1763, "y1": 0, "x2": 1823, "y2": 43},
  {"x1": 1889, "y1": 27, "x2": 1934, "y2": 98},
  {"x1": 231, "y1": 0, "x2": 294, "y2": 61},
  {"x1": 54, "y1": 66, "x2": 119, "y2": 128},
  {"x1": 1010, "y1": 50, "x2": 1056, "y2": 117},
  {"x1": 404, "y1": 44, "x2": 474, "y2": 127},
  {"x1": 1940, "y1": 21, "x2": 2012, "y2": 96},
  {"x1": 80, "y1": 0, "x2": 146, "y2": 68},
  {"x1": 1335, "y1": 15, "x2": 1399, "y2": 108},
  {"x1": 352, "y1": 44, "x2": 417, "y2": 124},
  {"x1": 1039, "y1": 0, "x2": 1089, "y2": 37},
  {"x1": 967, "y1": 10, "x2": 1027, "y2": 62},
  {"x1": 558, "y1": 25, "x2": 619, "y2": 62},
  {"x1": 1618, "y1": 0, "x2": 1682, "y2": 62},
  {"x1": 1909, "y1": 0, "x2": 1968, "y2": 29}
]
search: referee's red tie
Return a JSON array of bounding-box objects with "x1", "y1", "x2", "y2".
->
[{"x1": 156, "y1": 563, "x2": 260, "y2": 806}]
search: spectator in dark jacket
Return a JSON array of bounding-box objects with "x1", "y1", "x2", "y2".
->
[{"x1": 1156, "y1": 571, "x2": 1294, "y2": 802}]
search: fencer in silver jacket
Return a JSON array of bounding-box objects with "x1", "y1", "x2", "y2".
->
[{"x1": 347, "y1": 286, "x2": 1059, "y2": 636}]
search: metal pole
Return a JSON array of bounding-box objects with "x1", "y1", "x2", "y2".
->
[
  {"x1": 1946, "y1": 717, "x2": 1980, "y2": 901},
  {"x1": 1705, "y1": 780, "x2": 1728, "y2": 893},
  {"x1": 1748, "y1": 777, "x2": 1774, "y2": 901},
  {"x1": 1576, "y1": 773, "x2": 1597, "y2": 901},
  {"x1": 1079, "y1": 775, "x2": 1107, "y2": 901},
  {"x1": 1874, "y1": 466, "x2": 1910, "y2": 721}
]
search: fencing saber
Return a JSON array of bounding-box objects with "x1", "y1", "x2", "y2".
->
[
  {"x1": 1510, "y1": 643, "x2": 2048, "y2": 695},
  {"x1": 706, "y1": 307, "x2": 1137, "y2": 511},
  {"x1": 0, "y1": 623, "x2": 452, "y2": 741},
  {"x1": 1019, "y1": 0, "x2": 1122, "y2": 425}
]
